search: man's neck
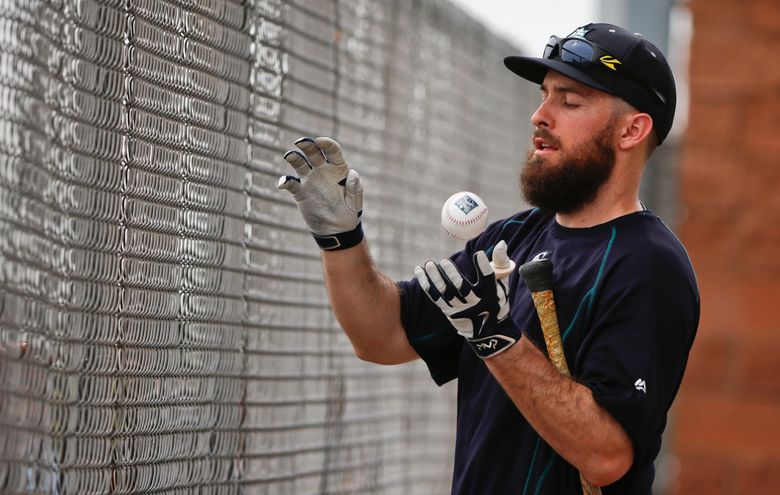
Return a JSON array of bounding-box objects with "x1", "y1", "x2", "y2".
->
[
  {"x1": 555, "y1": 156, "x2": 645, "y2": 228},
  {"x1": 555, "y1": 193, "x2": 643, "y2": 229}
]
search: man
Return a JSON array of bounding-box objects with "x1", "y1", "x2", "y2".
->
[{"x1": 278, "y1": 23, "x2": 699, "y2": 494}]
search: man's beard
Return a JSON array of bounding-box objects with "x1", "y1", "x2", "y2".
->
[{"x1": 520, "y1": 123, "x2": 616, "y2": 215}]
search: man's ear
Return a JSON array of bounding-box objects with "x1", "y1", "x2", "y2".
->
[{"x1": 618, "y1": 112, "x2": 654, "y2": 152}]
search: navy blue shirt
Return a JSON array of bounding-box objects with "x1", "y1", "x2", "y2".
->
[{"x1": 398, "y1": 208, "x2": 699, "y2": 494}]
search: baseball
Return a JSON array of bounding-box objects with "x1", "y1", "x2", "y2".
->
[{"x1": 441, "y1": 191, "x2": 489, "y2": 241}]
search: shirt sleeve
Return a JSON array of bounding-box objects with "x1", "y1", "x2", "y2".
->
[
  {"x1": 397, "y1": 277, "x2": 463, "y2": 385},
  {"x1": 578, "y1": 247, "x2": 699, "y2": 464}
]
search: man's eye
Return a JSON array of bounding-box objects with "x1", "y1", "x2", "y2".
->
[{"x1": 564, "y1": 101, "x2": 581, "y2": 108}]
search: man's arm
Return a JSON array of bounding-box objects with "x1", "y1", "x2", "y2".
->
[
  {"x1": 415, "y1": 252, "x2": 633, "y2": 487},
  {"x1": 486, "y1": 338, "x2": 633, "y2": 487},
  {"x1": 321, "y1": 240, "x2": 419, "y2": 365},
  {"x1": 278, "y1": 137, "x2": 418, "y2": 366}
]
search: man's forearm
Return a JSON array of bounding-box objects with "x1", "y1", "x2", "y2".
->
[
  {"x1": 321, "y1": 239, "x2": 418, "y2": 365},
  {"x1": 485, "y1": 337, "x2": 633, "y2": 487}
]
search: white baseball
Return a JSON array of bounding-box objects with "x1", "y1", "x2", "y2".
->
[{"x1": 441, "y1": 191, "x2": 489, "y2": 241}]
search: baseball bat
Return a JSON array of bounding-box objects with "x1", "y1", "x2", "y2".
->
[{"x1": 519, "y1": 258, "x2": 602, "y2": 495}]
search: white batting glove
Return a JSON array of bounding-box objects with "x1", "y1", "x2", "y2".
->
[
  {"x1": 414, "y1": 242, "x2": 520, "y2": 359},
  {"x1": 278, "y1": 137, "x2": 364, "y2": 250}
]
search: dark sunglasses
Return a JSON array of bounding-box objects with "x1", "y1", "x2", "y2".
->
[{"x1": 543, "y1": 36, "x2": 667, "y2": 104}]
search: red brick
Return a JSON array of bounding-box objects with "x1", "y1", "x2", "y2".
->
[
  {"x1": 672, "y1": 451, "x2": 734, "y2": 495},
  {"x1": 741, "y1": 337, "x2": 780, "y2": 398},
  {"x1": 750, "y1": 0, "x2": 780, "y2": 33},
  {"x1": 689, "y1": 0, "x2": 749, "y2": 27},
  {"x1": 735, "y1": 458, "x2": 780, "y2": 493},
  {"x1": 677, "y1": 231, "x2": 728, "y2": 273},
  {"x1": 680, "y1": 144, "x2": 780, "y2": 274},
  {"x1": 688, "y1": 27, "x2": 780, "y2": 93},
  {"x1": 693, "y1": 275, "x2": 780, "y2": 336},
  {"x1": 679, "y1": 147, "x2": 752, "y2": 219},
  {"x1": 694, "y1": 275, "x2": 739, "y2": 333},
  {"x1": 680, "y1": 157, "x2": 780, "y2": 273},
  {"x1": 685, "y1": 98, "x2": 743, "y2": 148},
  {"x1": 727, "y1": 216, "x2": 780, "y2": 274},
  {"x1": 683, "y1": 223, "x2": 780, "y2": 276},
  {"x1": 683, "y1": 91, "x2": 780, "y2": 167},
  {"x1": 732, "y1": 278, "x2": 780, "y2": 335},
  {"x1": 683, "y1": 332, "x2": 737, "y2": 392},
  {"x1": 675, "y1": 392, "x2": 780, "y2": 458},
  {"x1": 675, "y1": 3, "x2": 780, "y2": 490},
  {"x1": 744, "y1": 90, "x2": 780, "y2": 160}
]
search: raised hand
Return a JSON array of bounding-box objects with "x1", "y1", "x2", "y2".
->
[{"x1": 279, "y1": 137, "x2": 364, "y2": 251}]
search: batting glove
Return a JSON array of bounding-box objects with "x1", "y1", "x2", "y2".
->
[
  {"x1": 278, "y1": 137, "x2": 364, "y2": 251},
  {"x1": 414, "y1": 242, "x2": 521, "y2": 359}
]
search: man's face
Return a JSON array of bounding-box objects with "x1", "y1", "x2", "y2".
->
[{"x1": 520, "y1": 71, "x2": 620, "y2": 214}]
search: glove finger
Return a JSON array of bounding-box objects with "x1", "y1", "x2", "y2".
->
[
  {"x1": 474, "y1": 251, "x2": 496, "y2": 284},
  {"x1": 295, "y1": 137, "x2": 327, "y2": 168},
  {"x1": 315, "y1": 136, "x2": 347, "y2": 167},
  {"x1": 496, "y1": 278, "x2": 509, "y2": 297},
  {"x1": 496, "y1": 279, "x2": 510, "y2": 320},
  {"x1": 426, "y1": 261, "x2": 467, "y2": 305},
  {"x1": 440, "y1": 259, "x2": 477, "y2": 304},
  {"x1": 415, "y1": 265, "x2": 444, "y2": 305},
  {"x1": 345, "y1": 169, "x2": 363, "y2": 215},
  {"x1": 439, "y1": 259, "x2": 466, "y2": 293},
  {"x1": 423, "y1": 261, "x2": 448, "y2": 295},
  {"x1": 277, "y1": 175, "x2": 301, "y2": 194},
  {"x1": 423, "y1": 261, "x2": 457, "y2": 307},
  {"x1": 283, "y1": 150, "x2": 311, "y2": 177}
]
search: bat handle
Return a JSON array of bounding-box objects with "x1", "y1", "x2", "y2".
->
[
  {"x1": 528, "y1": 289, "x2": 570, "y2": 375},
  {"x1": 580, "y1": 473, "x2": 602, "y2": 495},
  {"x1": 519, "y1": 259, "x2": 569, "y2": 372},
  {"x1": 520, "y1": 259, "x2": 602, "y2": 495}
]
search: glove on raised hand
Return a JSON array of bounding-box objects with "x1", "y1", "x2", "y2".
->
[
  {"x1": 414, "y1": 242, "x2": 520, "y2": 359},
  {"x1": 278, "y1": 137, "x2": 364, "y2": 251}
]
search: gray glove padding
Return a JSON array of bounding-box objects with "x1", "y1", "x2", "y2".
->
[{"x1": 278, "y1": 137, "x2": 364, "y2": 250}]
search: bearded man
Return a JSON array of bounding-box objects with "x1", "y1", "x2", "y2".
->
[{"x1": 278, "y1": 23, "x2": 699, "y2": 495}]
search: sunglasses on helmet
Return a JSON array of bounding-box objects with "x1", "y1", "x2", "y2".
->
[{"x1": 543, "y1": 36, "x2": 667, "y2": 104}]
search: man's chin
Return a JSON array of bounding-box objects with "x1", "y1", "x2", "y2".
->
[
  {"x1": 520, "y1": 155, "x2": 611, "y2": 215},
  {"x1": 527, "y1": 151, "x2": 550, "y2": 167}
]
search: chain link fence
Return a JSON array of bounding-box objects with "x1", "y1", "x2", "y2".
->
[{"x1": 0, "y1": 0, "x2": 533, "y2": 493}]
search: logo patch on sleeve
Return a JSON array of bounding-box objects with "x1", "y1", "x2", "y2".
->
[{"x1": 634, "y1": 378, "x2": 647, "y2": 394}]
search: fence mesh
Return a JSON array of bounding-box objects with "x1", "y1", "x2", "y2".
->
[{"x1": 0, "y1": 0, "x2": 534, "y2": 493}]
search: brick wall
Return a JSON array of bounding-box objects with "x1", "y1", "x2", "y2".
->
[{"x1": 675, "y1": 0, "x2": 780, "y2": 492}]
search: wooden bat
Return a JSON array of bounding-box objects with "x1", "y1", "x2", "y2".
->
[{"x1": 519, "y1": 258, "x2": 602, "y2": 495}]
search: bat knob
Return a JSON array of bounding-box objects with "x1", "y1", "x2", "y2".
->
[
  {"x1": 491, "y1": 259, "x2": 516, "y2": 280},
  {"x1": 490, "y1": 240, "x2": 515, "y2": 280},
  {"x1": 519, "y1": 259, "x2": 554, "y2": 292}
]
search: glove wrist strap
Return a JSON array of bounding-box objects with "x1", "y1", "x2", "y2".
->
[
  {"x1": 467, "y1": 325, "x2": 522, "y2": 359},
  {"x1": 467, "y1": 334, "x2": 517, "y2": 359},
  {"x1": 313, "y1": 223, "x2": 364, "y2": 251}
]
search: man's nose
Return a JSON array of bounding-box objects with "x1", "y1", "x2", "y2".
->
[{"x1": 531, "y1": 100, "x2": 552, "y2": 129}]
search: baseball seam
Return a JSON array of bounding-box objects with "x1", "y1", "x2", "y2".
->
[{"x1": 442, "y1": 224, "x2": 461, "y2": 239}]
